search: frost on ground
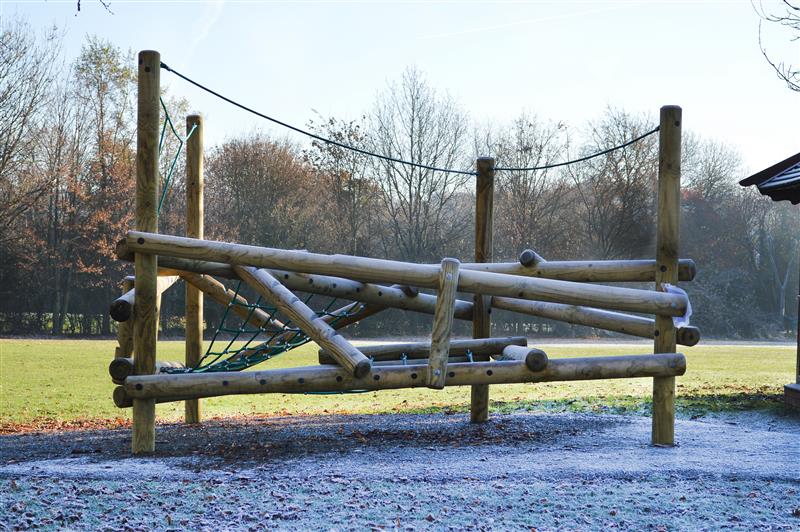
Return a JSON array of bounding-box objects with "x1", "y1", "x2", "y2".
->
[{"x1": 1, "y1": 411, "x2": 798, "y2": 531}]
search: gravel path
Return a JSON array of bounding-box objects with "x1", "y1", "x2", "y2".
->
[{"x1": 1, "y1": 411, "x2": 798, "y2": 530}]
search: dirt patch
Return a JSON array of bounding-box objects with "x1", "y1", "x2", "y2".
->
[{"x1": 1, "y1": 411, "x2": 798, "y2": 530}]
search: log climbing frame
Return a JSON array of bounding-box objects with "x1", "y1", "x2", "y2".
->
[{"x1": 113, "y1": 50, "x2": 694, "y2": 454}]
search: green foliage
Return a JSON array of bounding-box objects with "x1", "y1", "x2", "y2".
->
[{"x1": 0, "y1": 340, "x2": 794, "y2": 426}]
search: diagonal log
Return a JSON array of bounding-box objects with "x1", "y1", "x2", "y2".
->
[
  {"x1": 234, "y1": 265, "x2": 371, "y2": 377},
  {"x1": 124, "y1": 232, "x2": 688, "y2": 317}
]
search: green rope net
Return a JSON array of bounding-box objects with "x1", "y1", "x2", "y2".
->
[{"x1": 181, "y1": 282, "x2": 369, "y2": 373}]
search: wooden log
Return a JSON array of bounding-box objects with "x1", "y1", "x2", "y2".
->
[
  {"x1": 457, "y1": 259, "x2": 696, "y2": 283},
  {"x1": 519, "y1": 249, "x2": 545, "y2": 267},
  {"x1": 119, "y1": 252, "x2": 476, "y2": 322},
  {"x1": 124, "y1": 232, "x2": 689, "y2": 317},
  {"x1": 318, "y1": 336, "x2": 528, "y2": 364},
  {"x1": 109, "y1": 358, "x2": 186, "y2": 384},
  {"x1": 123, "y1": 353, "x2": 687, "y2": 401},
  {"x1": 185, "y1": 113, "x2": 204, "y2": 424},
  {"x1": 494, "y1": 345, "x2": 548, "y2": 372},
  {"x1": 109, "y1": 276, "x2": 179, "y2": 322},
  {"x1": 234, "y1": 265, "x2": 372, "y2": 378},
  {"x1": 180, "y1": 272, "x2": 285, "y2": 331},
  {"x1": 114, "y1": 278, "x2": 134, "y2": 358},
  {"x1": 472, "y1": 157, "x2": 494, "y2": 422},
  {"x1": 110, "y1": 288, "x2": 136, "y2": 322},
  {"x1": 132, "y1": 49, "x2": 160, "y2": 455},
  {"x1": 427, "y1": 258, "x2": 460, "y2": 389},
  {"x1": 118, "y1": 239, "x2": 696, "y2": 284},
  {"x1": 491, "y1": 297, "x2": 701, "y2": 347},
  {"x1": 653, "y1": 105, "x2": 682, "y2": 446},
  {"x1": 372, "y1": 356, "x2": 471, "y2": 367}
]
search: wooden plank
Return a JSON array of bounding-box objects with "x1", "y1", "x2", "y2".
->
[
  {"x1": 123, "y1": 353, "x2": 687, "y2": 401},
  {"x1": 234, "y1": 265, "x2": 371, "y2": 377},
  {"x1": 653, "y1": 105, "x2": 682, "y2": 446},
  {"x1": 132, "y1": 49, "x2": 160, "y2": 455},
  {"x1": 427, "y1": 258, "x2": 460, "y2": 389}
]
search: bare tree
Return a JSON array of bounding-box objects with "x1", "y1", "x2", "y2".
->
[
  {"x1": 0, "y1": 19, "x2": 62, "y2": 246},
  {"x1": 756, "y1": 0, "x2": 800, "y2": 91},
  {"x1": 567, "y1": 108, "x2": 658, "y2": 260},
  {"x1": 475, "y1": 113, "x2": 571, "y2": 260},
  {"x1": 369, "y1": 68, "x2": 471, "y2": 261},
  {"x1": 305, "y1": 116, "x2": 381, "y2": 256}
]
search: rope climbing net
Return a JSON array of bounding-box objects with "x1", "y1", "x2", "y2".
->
[{"x1": 183, "y1": 283, "x2": 367, "y2": 373}]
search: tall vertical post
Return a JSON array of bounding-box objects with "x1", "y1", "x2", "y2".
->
[
  {"x1": 132, "y1": 50, "x2": 160, "y2": 454},
  {"x1": 471, "y1": 157, "x2": 495, "y2": 422},
  {"x1": 652, "y1": 105, "x2": 681, "y2": 445},
  {"x1": 185, "y1": 114, "x2": 204, "y2": 424}
]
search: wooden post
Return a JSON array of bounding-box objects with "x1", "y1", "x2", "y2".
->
[
  {"x1": 185, "y1": 114, "x2": 204, "y2": 424},
  {"x1": 114, "y1": 278, "x2": 134, "y2": 358},
  {"x1": 132, "y1": 50, "x2": 160, "y2": 454},
  {"x1": 653, "y1": 105, "x2": 682, "y2": 446},
  {"x1": 471, "y1": 157, "x2": 494, "y2": 422},
  {"x1": 427, "y1": 258, "x2": 460, "y2": 389}
]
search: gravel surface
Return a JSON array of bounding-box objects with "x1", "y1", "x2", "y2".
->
[{"x1": 1, "y1": 411, "x2": 798, "y2": 530}]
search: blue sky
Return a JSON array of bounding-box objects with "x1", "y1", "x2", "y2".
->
[{"x1": 4, "y1": 0, "x2": 799, "y2": 173}]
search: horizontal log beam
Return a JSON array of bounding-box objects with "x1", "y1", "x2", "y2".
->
[
  {"x1": 318, "y1": 336, "x2": 528, "y2": 365},
  {"x1": 123, "y1": 352, "x2": 686, "y2": 401},
  {"x1": 118, "y1": 239, "x2": 696, "y2": 283},
  {"x1": 109, "y1": 358, "x2": 185, "y2": 384},
  {"x1": 492, "y1": 297, "x2": 700, "y2": 347},
  {"x1": 117, "y1": 251, "x2": 476, "y2": 322},
  {"x1": 109, "y1": 275, "x2": 179, "y2": 322},
  {"x1": 457, "y1": 259, "x2": 696, "y2": 283},
  {"x1": 123, "y1": 232, "x2": 688, "y2": 317}
]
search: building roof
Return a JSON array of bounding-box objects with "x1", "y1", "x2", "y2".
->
[{"x1": 740, "y1": 151, "x2": 800, "y2": 204}]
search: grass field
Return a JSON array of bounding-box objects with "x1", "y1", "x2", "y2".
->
[{"x1": 0, "y1": 339, "x2": 795, "y2": 430}]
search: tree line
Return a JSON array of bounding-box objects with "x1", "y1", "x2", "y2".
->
[{"x1": 0, "y1": 20, "x2": 797, "y2": 340}]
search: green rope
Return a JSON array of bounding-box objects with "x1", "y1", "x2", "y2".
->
[{"x1": 156, "y1": 98, "x2": 197, "y2": 215}]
